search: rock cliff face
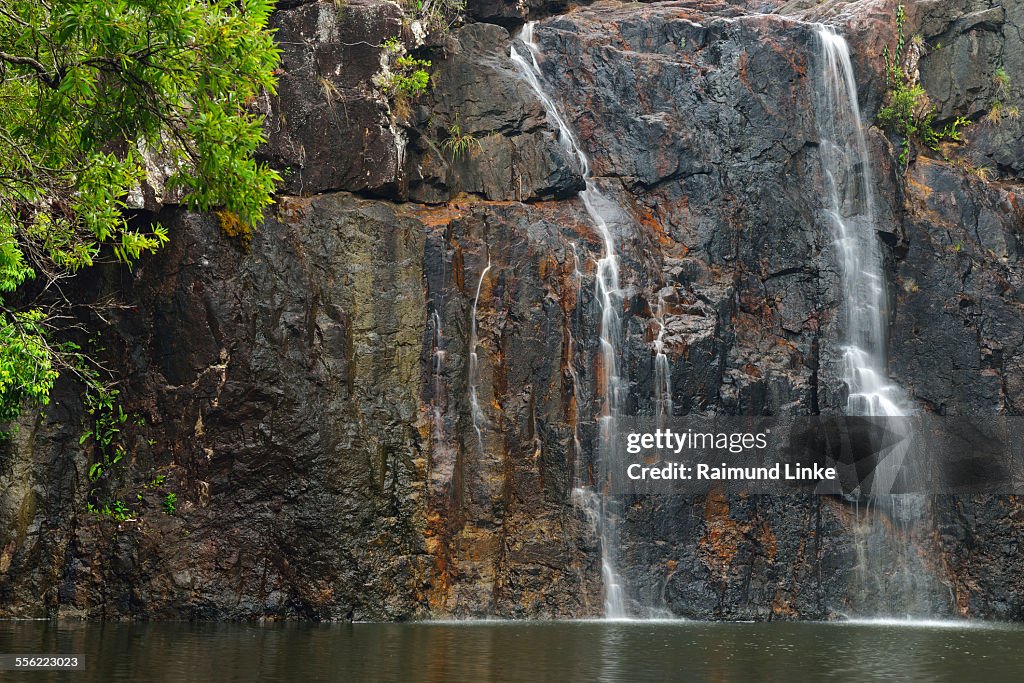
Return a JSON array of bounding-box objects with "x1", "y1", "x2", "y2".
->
[{"x1": 2, "y1": 0, "x2": 1023, "y2": 620}]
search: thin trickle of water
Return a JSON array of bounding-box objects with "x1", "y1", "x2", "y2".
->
[
  {"x1": 571, "y1": 243, "x2": 585, "y2": 282},
  {"x1": 431, "y1": 309, "x2": 448, "y2": 451},
  {"x1": 568, "y1": 244, "x2": 586, "y2": 483},
  {"x1": 468, "y1": 259, "x2": 492, "y2": 451},
  {"x1": 511, "y1": 22, "x2": 628, "y2": 619},
  {"x1": 653, "y1": 289, "x2": 673, "y2": 423},
  {"x1": 430, "y1": 288, "x2": 459, "y2": 494}
]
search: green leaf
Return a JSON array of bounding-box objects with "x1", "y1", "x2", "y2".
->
[{"x1": 0, "y1": 0, "x2": 281, "y2": 421}]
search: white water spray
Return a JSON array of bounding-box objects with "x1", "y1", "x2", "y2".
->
[
  {"x1": 511, "y1": 22, "x2": 628, "y2": 619},
  {"x1": 814, "y1": 26, "x2": 915, "y2": 493}
]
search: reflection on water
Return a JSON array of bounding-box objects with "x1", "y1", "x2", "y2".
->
[{"x1": 2, "y1": 619, "x2": 1023, "y2": 681}]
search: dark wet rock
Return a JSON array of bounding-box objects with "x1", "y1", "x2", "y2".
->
[
  {"x1": 465, "y1": 0, "x2": 573, "y2": 27},
  {"x1": 915, "y1": 0, "x2": 1024, "y2": 180},
  {"x1": 419, "y1": 198, "x2": 606, "y2": 617},
  {"x1": 406, "y1": 23, "x2": 585, "y2": 202},
  {"x1": 3, "y1": 197, "x2": 436, "y2": 619},
  {"x1": 917, "y1": 3, "x2": 1008, "y2": 121},
  {"x1": 531, "y1": 6, "x2": 832, "y2": 418},
  {"x1": 3, "y1": 0, "x2": 1024, "y2": 622},
  {"x1": 892, "y1": 158, "x2": 1024, "y2": 415},
  {"x1": 934, "y1": 495, "x2": 1024, "y2": 621},
  {"x1": 261, "y1": 0, "x2": 405, "y2": 197}
]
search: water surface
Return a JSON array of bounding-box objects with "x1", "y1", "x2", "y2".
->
[{"x1": 3, "y1": 619, "x2": 1022, "y2": 681}]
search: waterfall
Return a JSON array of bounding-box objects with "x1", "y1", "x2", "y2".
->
[
  {"x1": 511, "y1": 22, "x2": 629, "y2": 619},
  {"x1": 813, "y1": 25, "x2": 926, "y2": 616},
  {"x1": 814, "y1": 25, "x2": 914, "y2": 484},
  {"x1": 814, "y1": 26, "x2": 909, "y2": 423},
  {"x1": 468, "y1": 259, "x2": 492, "y2": 451}
]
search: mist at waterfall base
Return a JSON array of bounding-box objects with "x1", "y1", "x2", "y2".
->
[{"x1": 5, "y1": 620, "x2": 1024, "y2": 681}]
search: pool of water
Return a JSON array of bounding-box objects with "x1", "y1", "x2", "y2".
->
[{"x1": 2, "y1": 618, "x2": 1023, "y2": 681}]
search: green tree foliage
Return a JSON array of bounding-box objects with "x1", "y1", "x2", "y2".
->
[
  {"x1": 0, "y1": 309, "x2": 56, "y2": 420},
  {"x1": 0, "y1": 0, "x2": 281, "y2": 421}
]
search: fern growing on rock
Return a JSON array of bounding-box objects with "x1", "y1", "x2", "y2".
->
[{"x1": 878, "y1": 4, "x2": 970, "y2": 168}]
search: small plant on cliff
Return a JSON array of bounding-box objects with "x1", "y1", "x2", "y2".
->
[
  {"x1": 376, "y1": 39, "x2": 433, "y2": 118},
  {"x1": 383, "y1": 56, "x2": 433, "y2": 99},
  {"x1": 985, "y1": 68, "x2": 1020, "y2": 124},
  {"x1": 441, "y1": 116, "x2": 482, "y2": 160},
  {"x1": 80, "y1": 381, "x2": 128, "y2": 482},
  {"x1": 163, "y1": 492, "x2": 178, "y2": 515},
  {"x1": 878, "y1": 4, "x2": 970, "y2": 167},
  {"x1": 87, "y1": 499, "x2": 134, "y2": 523},
  {"x1": 408, "y1": 0, "x2": 465, "y2": 33},
  {"x1": 995, "y1": 67, "x2": 1012, "y2": 95}
]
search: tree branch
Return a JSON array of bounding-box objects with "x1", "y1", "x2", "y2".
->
[{"x1": 0, "y1": 51, "x2": 58, "y2": 88}]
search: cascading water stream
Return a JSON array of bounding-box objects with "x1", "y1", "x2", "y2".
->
[
  {"x1": 468, "y1": 259, "x2": 492, "y2": 451},
  {"x1": 568, "y1": 244, "x2": 585, "y2": 484},
  {"x1": 506, "y1": 18, "x2": 925, "y2": 621},
  {"x1": 814, "y1": 25, "x2": 925, "y2": 616},
  {"x1": 814, "y1": 26, "x2": 908, "y2": 422},
  {"x1": 431, "y1": 309, "x2": 448, "y2": 451},
  {"x1": 653, "y1": 290, "x2": 673, "y2": 424},
  {"x1": 511, "y1": 22, "x2": 628, "y2": 619},
  {"x1": 814, "y1": 26, "x2": 915, "y2": 486}
]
